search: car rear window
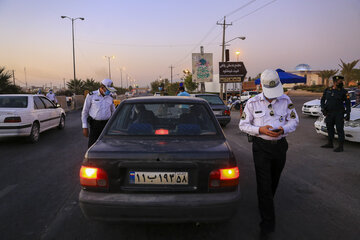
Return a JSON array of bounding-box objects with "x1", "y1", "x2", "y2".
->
[
  {"x1": 196, "y1": 95, "x2": 224, "y2": 105},
  {"x1": 107, "y1": 103, "x2": 219, "y2": 136},
  {"x1": 0, "y1": 96, "x2": 28, "y2": 108}
]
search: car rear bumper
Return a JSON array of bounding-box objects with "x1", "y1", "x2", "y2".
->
[
  {"x1": 216, "y1": 116, "x2": 231, "y2": 125},
  {"x1": 79, "y1": 186, "x2": 241, "y2": 223},
  {"x1": 0, "y1": 124, "x2": 32, "y2": 137}
]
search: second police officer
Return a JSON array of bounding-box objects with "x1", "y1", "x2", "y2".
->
[
  {"x1": 320, "y1": 75, "x2": 351, "y2": 152},
  {"x1": 81, "y1": 79, "x2": 116, "y2": 148}
]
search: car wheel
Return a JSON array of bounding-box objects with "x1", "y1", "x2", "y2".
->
[
  {"x1": 29, "y1": 122, "x2": 40, "y2": 143},
  {"x1": 220, "y1": 123, "x2": 227, "y2": 128},
  {"x1": 58, "y1": 114, "x2": 65, "y2": 129}
]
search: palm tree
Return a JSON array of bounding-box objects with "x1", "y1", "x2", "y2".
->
[
  {"x1": 83, "y1": 78, "x2": 100, "y2": 91},
  {"x1": 66, "y1": 79, "x2": 85, "y2": 95},
  {"x1": 0, "y1": 66, "x2": 21, "y2": 93},
  {"x1": 339, "y1": 59, "x2": 359, "y2": 87},
  {"x1": 318, "y1": 69, "x2": 338, "y2": 87}
]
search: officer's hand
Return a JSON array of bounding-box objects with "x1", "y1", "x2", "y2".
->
[
  {"x1": 259, "y1": 125, "x2": 281, "y2": 137},
  {"x1": 345, "y1": 114, "x2": 350, "y2": 121},
  {"x1": 83, "y1": 128, "x2": 89, "y2": 137}
]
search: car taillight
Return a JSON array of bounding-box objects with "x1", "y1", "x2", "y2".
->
[
  {"x1": 4, "y1": 117, "x2": 21, "y2": 123},
  {"x1": 155, "y1": 129, "x2": 169, "y2": 135},
  {"x1": 209, "y1": 167, "x2": 239, "y2": 188},
  {"x1": 224, "y1": 110, "x2": 231, "y2": 116},
  {"x1": 80, "y1": 166, "x2": 108, "y2": 188}
]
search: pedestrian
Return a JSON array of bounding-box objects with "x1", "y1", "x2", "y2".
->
[
  {"x1": 46, "y1": 89, "x2": 58, "y2": 104},
  {"x1": 320, "y1": 75, "x2": 351, "y2": 152},
  {"x1": 355, "y1": 81, "x2": 360, "y2": 105},
  {"x1": 177, "y1": 86, "x2": 190, "y2": 96},
  {"x1": 81, "y1": 79, "x2": 116, "y2": 148},
  {"x1": 239, "y1": 69, "x2": 299, "y2": 237}
]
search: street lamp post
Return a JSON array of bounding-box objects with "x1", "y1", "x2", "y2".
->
[
  {"x1": 104, "y1": 56, "x2": 115, "y2": 79},
  {"x1": 61, "y1": 16, "x2": 85, "y2": 81}
]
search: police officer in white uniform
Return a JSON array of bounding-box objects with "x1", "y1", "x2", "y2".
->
[
  {"x1": 82, "y1": 79, "x2": 116, "y2": 147},
  {"x1": 239, "y1": 69, "x2": 299, "y2": 237},
  {"x1": 46, "y1": 89, "x2": 58, "y2": 104}
]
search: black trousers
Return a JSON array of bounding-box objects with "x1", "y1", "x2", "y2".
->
[
  {"x1": 252, "y1": 137, "x2": 288, "y2": 231},
  {"x1": 88, "y1": 119, "x2": 108, "y2": 148},
  {"x1": 325, "y1": 112, "x2": 345, "y2": 144}
]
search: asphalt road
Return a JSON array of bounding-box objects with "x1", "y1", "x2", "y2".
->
[{"x1": 0, "y1": 96, "x2": 359, "y2": 240}]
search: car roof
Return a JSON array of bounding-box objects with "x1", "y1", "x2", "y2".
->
[
  {"x1": 194, "y1": 94, "x2": 219, "y2": 97},
  {"x1": 122, "y1": 96, "x2": 208, "y2": 104},
  {"x1": 0, "y1": 94, "x2": 34, "y2": 97}
]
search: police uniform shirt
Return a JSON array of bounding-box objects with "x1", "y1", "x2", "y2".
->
[
  {"x1": 239, "y1": 93, "x2": 299, "y2": 140},
  {"x1": 321, "y1": 87, "x2": 351, "y2": 114},
  {"x1": 46, "y1": 92, "x2": 57, "y2": 102},
  {"x1": 81, "y1": 90, "x2": 115, "y2": 128}
]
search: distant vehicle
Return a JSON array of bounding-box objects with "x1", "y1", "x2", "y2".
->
[
  {"x1": 154, "y1": 92, "x2": 161, "y2": 96},
  {"x1": 125, "y1": 92, "x2": 130, "y2": 97},
  {"x1": 194, "y1": 94, "x2": 231, "y2": 127},
  {"x1": 79, "y1": 96, "x2": 240, "y2": 223},
  {"x1": 0, "y1": 94, "x2": 66, "y2": 143},
  {"x1": 302, "y1": 99, "x2": 321, "y2": 117},
  {"x1": 314, "y1": 103, "x2": 360, "y2": 143},
  {"x1": 240, "y1": 91, "x2": 259, "y2": 102},
  {"x1": 304, "y1": 90, "x2": 356, "y2": 117}
]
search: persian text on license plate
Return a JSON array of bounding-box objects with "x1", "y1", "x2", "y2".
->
[{"x1": 129, "y1": 171, "x2": 188, "y2": 185}]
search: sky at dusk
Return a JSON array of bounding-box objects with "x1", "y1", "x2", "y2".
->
[{"x1": 0, "y1": 0, "x2": 359, "y2": 88}]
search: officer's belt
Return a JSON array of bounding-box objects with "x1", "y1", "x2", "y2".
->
[{"x1": 254, "y1": 136, "x2": 286, "y2": 145}]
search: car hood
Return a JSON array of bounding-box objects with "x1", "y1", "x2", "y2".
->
[
  {"x1": 86, "y1": 137, "x2": 231, "y2": 160},
  {"x1": 303, "y1": 99, "x2": 320, "y2": 106}
]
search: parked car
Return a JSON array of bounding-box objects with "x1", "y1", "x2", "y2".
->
[
  {"x1": 79, "y1": 96, "x2": 240, "y2": 222},
  {"x1": 314, "y1": 103, "x2": 360, "y2": 143},
  {"x1": 154, "y1": 92, "x2": 161, "y2": 96},
  {"x1": 194, "y1": 94, "x2": 231, "y2": 127},
  {"x1": 302, "y1": 99, "x2": 321, "y2": 117},
  {"x1": 0, "y1": 94, "x2": 66, "y2": 142}
]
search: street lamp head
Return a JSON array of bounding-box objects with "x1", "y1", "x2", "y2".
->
[
  {"x1": 80, "y1": 17, "x2": 85, "y2": 20},
  {"x1": 235, "y1": 51, "x2": 241, "y2": 55},
  {"x1": 61, "y1": 16, "x2": 67, "y2": 18},
  {"x1": 239, "y1": 37, "x2": 246, "y2": 40}
]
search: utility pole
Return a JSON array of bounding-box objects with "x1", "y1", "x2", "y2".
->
[
  {"x1": 63, "y1": 78, "x2": 66, "y2": 89},
  {"x1": 217, "y1": 16, "x2": 232, "y2": 100},
  {"x1": 169, "y1": 65, "x2": 174, "y2": 83},
  {"x1": 120, "y1": 68, "x2": 123, "y2": 88},
  {"x1": 12, "y1": 70, "x2": 15, "y2": 85},
  {"x1": 24, "y1": 67, "x2": 27, "y2": 89}
]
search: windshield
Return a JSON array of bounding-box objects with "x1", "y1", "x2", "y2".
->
[
  {"x1": 196, "y1": 95, "x2": 224, "y2": 105},
  {"x1": 107, "y1": 103, "x2": 219, "y2": 136},
  {"x1": 0, "y1": 96, "x2": 28, "y2": 108}
]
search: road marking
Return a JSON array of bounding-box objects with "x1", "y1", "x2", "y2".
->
[{"x1": 0, "y1": 184, "x2": 17, "y2": 199}]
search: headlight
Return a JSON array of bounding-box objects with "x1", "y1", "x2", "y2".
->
[
  {"x1": 313, "y1": 105, "x2": 321, "y2": 108},
  {"x1": 345, "y1": 119, "x2": 360, "y2": 128}
]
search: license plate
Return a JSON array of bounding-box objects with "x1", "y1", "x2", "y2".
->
[
  {"x1": 129, "y1": 171, "x2": 188, "y2": 185},
  {"x1": 213, "y1": 111, "x2": 222, "y2": 115}
]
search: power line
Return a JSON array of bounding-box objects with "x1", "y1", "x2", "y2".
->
[
  {"x1": 225, "y1": 0, "x2": 257, "y2": 18},
  {"x1": 232, "y1": 0, "x2": 278, "y2": 23}
]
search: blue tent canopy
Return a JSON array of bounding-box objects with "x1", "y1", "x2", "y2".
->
[{"x1": 255, "y1": 69, "x2": 306, "y2": 85}]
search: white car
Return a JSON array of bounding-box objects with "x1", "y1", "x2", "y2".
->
[
  {"x1": 302, "y1": 99, "x2": 321, "y2": 116},
  {"x1": 240, "y1": 91, "x2": 259, "y2": 102},
  {"x1": 0, "y1": 94, "x2": 66, "y2": 143},
  {"x1": 314, "y1": 103, "x2": 360, "y2": 143},
  {"x1": 154, "y1": 92, "x2": 161, "y2": 96}
]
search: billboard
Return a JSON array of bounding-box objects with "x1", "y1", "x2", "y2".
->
[
  {"x1": 219, "y1": 62, "x2": 247, "y2": 83},
  {"x1": 192, "y1": 53, "x2": 213, "y2": 82}
]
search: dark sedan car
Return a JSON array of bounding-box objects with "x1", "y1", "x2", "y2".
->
[
  {"x1": 79, "y1": 96, "x2": 240, "y2": 223},
  {"x1": 194, "y1": 94, "x2": 231, "y2": 127}
]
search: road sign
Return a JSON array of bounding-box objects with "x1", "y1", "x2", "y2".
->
[{"x1": 219, "y1": 62, "x2": 247, "y2": 83}]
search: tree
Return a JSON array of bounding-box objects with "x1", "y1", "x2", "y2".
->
[
  {"x1": 0, "y1": 66, "x2": 22, "y2": 93},
  {"x1": 184, "y1": 73, "x2": 198, "y2": 92},
  {"x1": 83, "y1": 78, "x2": 100, "y2": 91},
  {"x1": 318, "y1": 69, "x2": 338, "y2": 87},
  {"x1": 66, "y1": 79, "x2": 85, "y2": 95},
  {"x1": 167, "y1": 82, "x2": 181, "y2": 95},
  {"x1": 339, "y1": 59, "x2": 359, "y2": 87}
]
